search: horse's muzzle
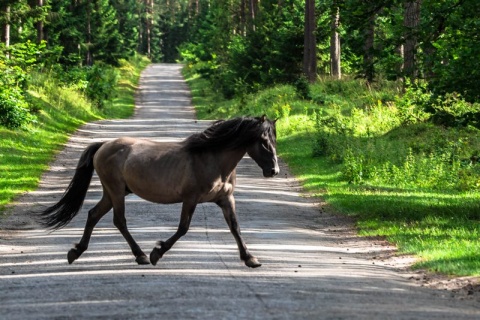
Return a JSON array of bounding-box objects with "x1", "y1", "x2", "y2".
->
[{"x1": 263, "y1": 167, "x2": 280, "y2": 178}]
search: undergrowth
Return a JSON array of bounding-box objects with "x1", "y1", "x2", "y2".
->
[{"x1": 0, "y1": 55, "x2": 149, "y2": 209}]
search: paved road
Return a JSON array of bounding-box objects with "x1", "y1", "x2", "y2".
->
[{"x1": 0, "y1": 64, "x2": 479, "y2": 319}]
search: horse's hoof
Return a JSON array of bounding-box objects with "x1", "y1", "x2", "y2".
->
[
  {"x1": 149, "y1": 248, "x2": 162, "y2": 266},
  {"x1": 67, "y1": 249, "x2": 80, "y2": 264},
  {"x1": 136, "y1": 255, "x2": 150, "y2": 265},
  {"x1": 245, "y1": 256, "x2": 262, "y2": 268}
]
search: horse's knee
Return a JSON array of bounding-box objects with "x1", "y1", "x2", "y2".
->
[{"x1": 177, "y1": 225, "x2": 189, "y2": 237}]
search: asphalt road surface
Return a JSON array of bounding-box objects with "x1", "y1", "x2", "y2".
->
[{"x1": 0, "y1": 64, "x2": 479, "y2": 319}]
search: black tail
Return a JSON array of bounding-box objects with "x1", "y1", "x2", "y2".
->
[{"x1": 38, "y1": 142, "x2": 105, "y2": 230}]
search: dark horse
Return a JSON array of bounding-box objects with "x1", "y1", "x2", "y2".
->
[{"x1": 38, "y1": 115, "x2": 279, "y2": 268}]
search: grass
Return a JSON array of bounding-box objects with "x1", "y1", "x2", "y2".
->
[
  {"x1": 183, "y1": 67, "x2": 480, "y2": 277},
  {"x1": 0, "y1": 55, "x2": 150, "y2": 210}
]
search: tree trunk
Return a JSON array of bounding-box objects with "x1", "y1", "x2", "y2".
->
[
  {"x1": 303, "y1": 0, "x2": 316, "y2": 82},
  {"x1": 3, "y1": 5, "x2": 10, "y2": 47},
  {"x1": 396, "y1": 44, "x2": 404, "y2": 82},
  {"x1": 330, "y1": 4, "x2": 341, "y2": 79},
  {"x1": 146, "y1": 0, "x2": 153, "y2": 58},
  {"x1": 403, "y1": 0, "x2": 421, "y2": 80},
  {"x1": 36, "y1": 0, "x2": 44, "y2": 43},
  {"x1": 363, "y1": 13, "x2": 375, "y2": 84},
  {"x1": 240, "y1": 0, "x2": 246, "y2": 36},
  {"x1": 86, "y1": 0, "x2": 93, "y2": 66},
  {"x1": 248, "y1": 0, "x2": 258, "y2": 32}
]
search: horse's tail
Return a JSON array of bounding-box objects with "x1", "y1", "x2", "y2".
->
[{"x1": 38, "y1": 141, "x2": 105, "y2": 230}]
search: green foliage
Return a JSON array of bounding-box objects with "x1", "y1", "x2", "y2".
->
[
  {"x1": 0, "y1": 41, "x2": 61, "y2": 129},
  {"x1": 396, "y1": 80, "x2": 432, "y2": 124},
  {"x1": 426, "y1": 0, "x2": 480, "y2": 102},
  {"x1": 180, "y1": 1, "x2": 304, "y2": 98},
  {"x1": 48, "y1": 0, "x2": 133, "y2": 66},
  {"x1": 429, "y1": 93, "x2": 480, "y2": 129},
  {"x1": 85, "y1": 63, "x2": 119, "y2": 109},
  {"x1": 0, "y1": 87, "x2": 34, "y2": 129},
  {"x1": 0, "y1": 35, "x2": 131, "y2": 130},
  {"x1": 0, "y1": 55, "x2": 148, "y2": 209},
  {"x1": 294, "y1": 76, "x2": 311, "y2": 100},
  {"x1": 397, "y1": 80, "x2": 480, "y2": 129},
  {"x1": 314, "y1": 100, "x2": 480, "y2": 192}
]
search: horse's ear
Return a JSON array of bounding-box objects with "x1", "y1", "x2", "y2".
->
[
  {"x1": 273, "y1": 118, "x2": 278, "y2": 124},
  {"x1": 260, "y1": 114, "x2": 267, "y2": 122}
]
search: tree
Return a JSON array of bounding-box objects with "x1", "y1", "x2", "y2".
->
[
  {"x1": 303, "y1": 0, "x2": 316, "y2": 82},
  {"x1": 403, "y1": 0, "x2": 421, "y2": 80},
  {"x1": 363, "y1": 9, "x2": 376, "y2": 84},
  {"x1": 47, "y1": 0, "x2": 123, "y2": 66},
  {"x1": 330, "y1": 2, "x2": 341, "y2": 79},
  {"x1": 35, "y1": 0, "x2": 44, "y2": 43},
  {"x1": 2, "y1": 4, "x2": 10, "y2": 47}
]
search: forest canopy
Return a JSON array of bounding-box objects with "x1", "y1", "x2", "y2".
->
[{"x1": 0, "y1": 0, "x2": 479, "y2": 129}]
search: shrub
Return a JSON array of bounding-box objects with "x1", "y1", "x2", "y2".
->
[
  {"x1": 85, "y1": 63, "x2": 119, "y2": 108},
  {"x1": 294, "y1": 76, "x2": 311, "y2": 100},
  {"x1": 0, "y1": 87, "x2": 34, "y2": 129}
]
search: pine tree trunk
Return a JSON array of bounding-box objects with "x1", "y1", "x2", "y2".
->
[
  {"x1": 330, "y1": 4, "x2": 341, "y2": 79},
  {"x1": 248, "y1": 0, "x2": 258, "y2": 32},
  {"x1": 86, "y1": 0, "x2": 93, "y2": 65},
  {"x1": 396, "y1": 44, "x2": 404, "y2": 82},
  {"x1": 146, "y1": 0, "x2": 153, "y2": 58},
  {"x1": 240, "y1": 0, "x2": 246, "y2": 36},
  {"x1": 3, "y1": 5, "x2": 10, "y2": 47},
  {"x1": 303, "y1": 0, "x2": 316, "y2": 82},
  {"x1": 403, "y1": 0, "x2": 421, "y2": 80},
  {"x1": 363, "y1": 13, "x2": 375, "y2": 84},
  {"x1": 37, "y1": 0, "x2": 44, "y2": 43}
]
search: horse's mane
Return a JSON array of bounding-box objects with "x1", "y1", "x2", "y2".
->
[{"x1": 183, "y1": 116, "x2": 275, "y2": 153}]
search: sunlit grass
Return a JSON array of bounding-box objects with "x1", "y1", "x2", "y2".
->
[
  {"x1": 0, "y1": 55, "x2": 150, "y2": 209},
  {"x1": 278, "y1": 130, "x2": 480, "y2": 276}
]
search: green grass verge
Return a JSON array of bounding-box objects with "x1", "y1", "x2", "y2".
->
[
  {"x1": 183, "y1": 67, "x2": 480, "y2": 277},
  {"x1": 0, "y1": 55, "x2": 150, "y2": 210}
]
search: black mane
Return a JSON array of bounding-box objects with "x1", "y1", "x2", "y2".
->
[{"x1": 183, "y1": 116, "x2": 276, "y2": 153}]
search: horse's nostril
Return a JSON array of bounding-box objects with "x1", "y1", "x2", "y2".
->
[{"x1": 271, "y1": 168, "x2": 278, "y2": 176}]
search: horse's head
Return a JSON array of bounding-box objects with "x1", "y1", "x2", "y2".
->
[{"x1": 247, "y1": 115, "x2": 280, "y2": 178}]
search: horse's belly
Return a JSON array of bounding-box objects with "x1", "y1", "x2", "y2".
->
[
  {"x1": 127, "y1": 180, "x2": 183, "y2": 204},
  {"x1": 123, "y1": 148, "x2": 188, "y2": 204}
]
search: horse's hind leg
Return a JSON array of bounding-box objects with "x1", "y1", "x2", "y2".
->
[
  {"x1": 68, "y1": 195, "x2": 112, "y2": 264},
  {"x1": 111, "y1": 196, "x2": 150, "y2": 265}
]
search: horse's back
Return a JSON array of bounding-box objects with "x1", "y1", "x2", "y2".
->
[{"x1": 94, "y1": 137, "x2": 190, "y2": 203}]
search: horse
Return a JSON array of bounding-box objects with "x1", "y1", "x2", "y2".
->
[{"x1": 38, "y1": 115, "x2": 279, "y2": 268}]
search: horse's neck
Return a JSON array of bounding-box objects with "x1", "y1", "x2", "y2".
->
[{"x1": 217, "y1": 148, "x2": 246, "y2": 177}]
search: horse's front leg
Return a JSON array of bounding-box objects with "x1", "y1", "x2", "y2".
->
[
  {"x1": 150, "y1": 200, "x2": 197, "y2": 265},
  {"x1": 216, "y1": 195, "x2": 261, "y2": 268}
]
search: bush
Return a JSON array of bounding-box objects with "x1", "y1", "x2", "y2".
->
[
  {"x1": 294, "y1": 76, "x2": 311, "y2": 100},
  {"x1": 429, "y1": 93, "x2": 480, "y2": 129},
  {"x1": 396, "y1": 80, "x2": 432, "y2": 124},
  {"x1": 0, "y1": 88, "x2": 34, "y2": 129},
  {"x1": 85, "y1": 63, "x2": 119, "y2": 108},
  {"x1": 398, "y1": 80, "x2": 480, "y2": 129},
  {"x1": 311, "y1": 79, "x2": 480, "y2": 192}
]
